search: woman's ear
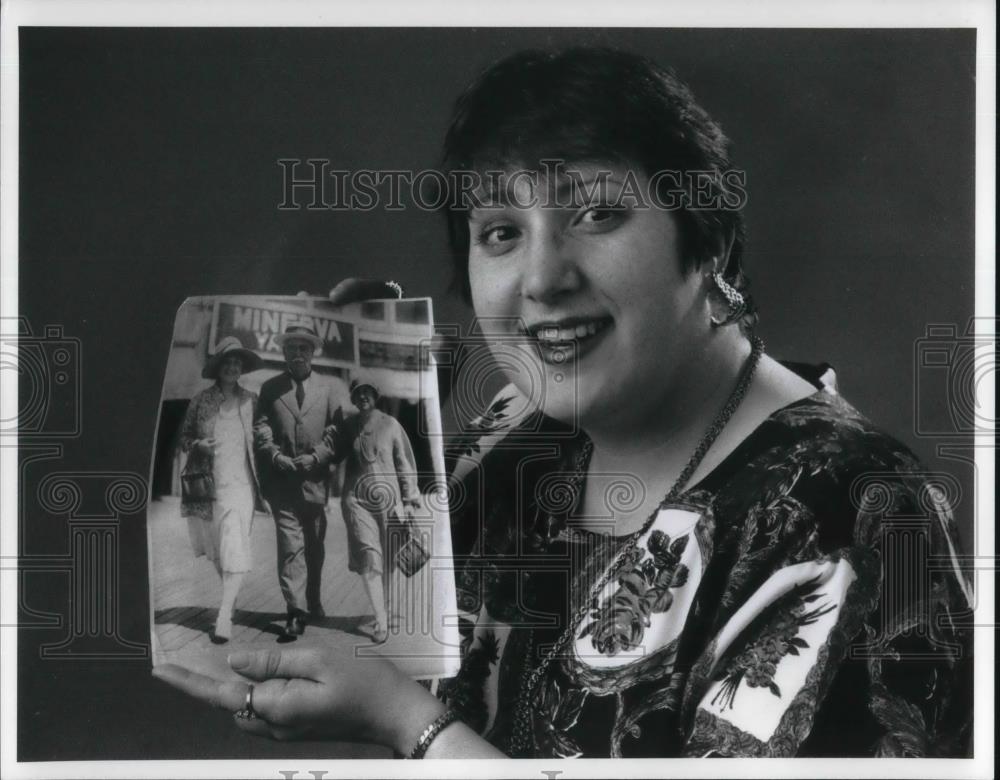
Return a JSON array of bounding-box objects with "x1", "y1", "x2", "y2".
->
[{"x1": 703, "y1": 228, "x2": 736, "y2": 276}]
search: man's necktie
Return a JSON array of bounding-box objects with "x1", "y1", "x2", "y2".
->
[{"x1": 295, "y1": 379, "x2": 305, "y2": 409}]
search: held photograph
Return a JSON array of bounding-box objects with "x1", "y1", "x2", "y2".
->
[{"x1": 147, "y1": 295, "x2": 460, "y2": 681}]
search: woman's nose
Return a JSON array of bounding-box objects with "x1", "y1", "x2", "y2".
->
[{"x1": 519, "y1": 229, "x2": 581, "y2": 304}]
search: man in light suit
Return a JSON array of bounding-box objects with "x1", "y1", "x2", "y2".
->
[{"x1": 255, "y1": 323, "x2": 343, "y2": 637}]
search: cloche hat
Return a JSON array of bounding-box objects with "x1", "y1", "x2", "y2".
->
[{"x1": 202, "y1": 336, "x2": 263, "y2": 379}]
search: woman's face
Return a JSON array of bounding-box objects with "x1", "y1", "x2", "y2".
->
[
  {"x1": 353, "y1": 387, "x2": 376, "y2": 411},
  {"x1": 218, "y1": 354, "x2": 243, "y2": 386},
  {"x1": 467, "y1": 162, "x2": 712, "y2": 429}
]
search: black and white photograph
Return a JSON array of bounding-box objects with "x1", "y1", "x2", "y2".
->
[
  {"x1": 148, "y1": 295, "x2": 458, "y2": 680},
  {"x1": 0, "y1": 2, "x2": 994, "y2": 778}
]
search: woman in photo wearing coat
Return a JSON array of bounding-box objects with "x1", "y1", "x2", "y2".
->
[
  {"x1": 180, "y1": 336, "x2": 267, "y2": 643},
  {"x1": 333, "y1": 377, "x2": 420, "y2": 644}
]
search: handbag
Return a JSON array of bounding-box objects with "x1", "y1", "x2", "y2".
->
[
  {"x1": 394, "y1": 519, "x2": 430, "y2": 577},
  {"x1": 181, "y1": 470, "x2": 215, "y2": 502}
]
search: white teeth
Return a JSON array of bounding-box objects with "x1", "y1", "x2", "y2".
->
[{"x1": 534, "y1": 319, "x2": 607, "y2": 342}]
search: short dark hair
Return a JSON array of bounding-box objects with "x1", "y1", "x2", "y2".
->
[{"x1": 441, "y1": 47, "x2": 754, "y2": 321}]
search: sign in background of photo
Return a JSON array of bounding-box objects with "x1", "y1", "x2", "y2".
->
[{"x1": 210, "y1": 299, "x2": 358, "y2": 365}]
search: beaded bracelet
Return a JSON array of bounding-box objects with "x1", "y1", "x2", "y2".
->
[{"x1": 408, "y1": 709, "x2": 461, "y2": 759}]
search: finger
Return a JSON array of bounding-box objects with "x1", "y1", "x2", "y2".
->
[
  {"x1": 233, "y1": 714, "x2": 305, "y2": 742},
  {"x1": 228, "y1": 648, "x2": 323, "y2": 683},
  {"x1": 295, "y1": 290, "x2": 311, "y2": 297},
  {"x1": 270, "y1": 724, "x2": 306, "y2": 741},
  {"x1": 233, "y1": 714, "x2": 273, "y2": 738},
  {"x1": 328, "y1": 278, "x2": 398, "y2": 305},
  {"x1": 153, "y1": 664, "x2": 250, "y2": 712}
]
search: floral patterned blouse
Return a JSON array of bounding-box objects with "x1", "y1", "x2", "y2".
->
[
  {"x1": 438, "y1": 368, "x2": 973, "y2": 758},
  {"x1": 179, "y1": 383, "x2": 265, "y2": 522}
]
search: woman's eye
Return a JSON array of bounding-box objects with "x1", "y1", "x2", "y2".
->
[
  {"x1": 576, "y1": 205, "x2": 625, "y2": 228},
  {"x1": 474, "y1": 223, "x2": 519, "y2": 248}
]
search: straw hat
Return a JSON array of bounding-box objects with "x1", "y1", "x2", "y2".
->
[
  {"x1": 202, "y1": 336, "x2": 263, "y2": 379},
  {"x1": 273, "y1": 323, "x2": 323, "y2": 350}
]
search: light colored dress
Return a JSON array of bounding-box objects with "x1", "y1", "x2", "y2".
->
[
  {"x1": 187, "y1": 402, "x2": 255, "y2": 573},
  {"x1": 180, "y1": 384, "x2": 264, "y2": 574}
]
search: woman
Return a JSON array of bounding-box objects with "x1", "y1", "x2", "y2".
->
[
  {"x1": 156, "y1": 48, "x2": 972, "y2": 758},
  {"x1": 179, "y1": 336, "x2": 266, "y2": 644},
  {"x1": 331, "y1": 377, "x2": 420, "y2": 643}
]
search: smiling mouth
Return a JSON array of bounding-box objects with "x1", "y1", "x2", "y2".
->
[{"x1": 522, "y1": 317, "x2": 613, "y2": 365}]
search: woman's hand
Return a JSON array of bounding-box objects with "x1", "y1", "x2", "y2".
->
[
  {"x1": 292, "y1": 454, "x2": 318, "y2": 471},
  {"x1": 402, "y1": 499, "x2": 420, "y2": 524},
  {"x1": 273, "y1": 454, "x2": 297, "y2": 473},
  {"x1": 328, "y1": 279, "x2": 405, "y2": 305},
  {"x1": 295, "y1": 279, "x2": 404, "y2": 306},
  {"x1": 194, "y1": 438, "x2": 217, "y2": 456},
  {"x1": 152, "y1": 646, "x2": 445, "y2": 750},
  {"x1": 253, "y1": 425, "x2": 273, "y2": 448}
]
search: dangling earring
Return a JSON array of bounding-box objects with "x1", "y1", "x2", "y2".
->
[{"x1": 710, "y1": 272, "x2": 746, "y2": 327}]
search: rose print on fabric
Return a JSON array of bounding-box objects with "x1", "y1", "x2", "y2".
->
[
  {"x1": 711, "y1": 574, "x2": 836, "y2": 708},
  {"x1": 578, "y1": 529, "x2": 690, "y2": 656}
]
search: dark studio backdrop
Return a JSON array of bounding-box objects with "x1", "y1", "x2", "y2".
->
[{"x1": 16, "y1": 27, "x2": 976, "y2": 760}]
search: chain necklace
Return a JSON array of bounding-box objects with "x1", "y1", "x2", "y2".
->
[{"x1": 506, "y1": 335, "x2": 764, "y2": 757}]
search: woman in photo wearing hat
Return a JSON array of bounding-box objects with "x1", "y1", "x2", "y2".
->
[
  {"x1": 179, "y1": 336, "x2": 266, "y2": 643},
  {"x1": 330, "y1": 376, "x2": 420, "y2": 643}
]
